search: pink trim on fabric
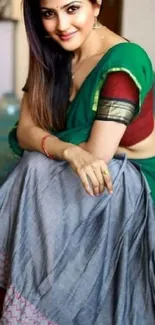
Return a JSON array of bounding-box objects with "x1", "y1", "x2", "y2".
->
[{"x1": 1, "y1": 284, "x2": 58, "y2": 325}]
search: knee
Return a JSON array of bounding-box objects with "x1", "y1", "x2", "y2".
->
[{"x1": 20, "y1": 151, "x2": 50, "y2": 173}]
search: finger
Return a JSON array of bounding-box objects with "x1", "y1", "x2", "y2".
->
[
  {"x1": 85, "y1": 167, "x2": 100, "y2": 195},
  {"x1": 100, "y1": 165, "x2": 113, "y2": 193},
  {"x1": 78, "y1": 169, "x2": 94, "y2": 196},
  {"x1": 92, "y1": 167, "x2": 105, "y2": 194},
  {"x1": 99, "y1": 182, "x2": 105, "y2": 194}
]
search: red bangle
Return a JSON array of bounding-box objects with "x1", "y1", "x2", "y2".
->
[{"x1": 41, "y1": 135, "x2": 54, "y2": 159}]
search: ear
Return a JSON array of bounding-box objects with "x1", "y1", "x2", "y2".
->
[{"x1": 94, "y1": 0, "x2": 102, "y2": 17}]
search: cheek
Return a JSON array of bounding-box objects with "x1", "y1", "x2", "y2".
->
[
  {"x1": 74, "y1": 11, "x2": 94, "y2": 31},
  {"x1": 42, "y1": 20, "x2": 55, "y2": 34}
]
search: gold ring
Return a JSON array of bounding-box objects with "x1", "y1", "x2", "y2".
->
[{"x1": 103, "y1": 169, "x2": 109, "y2": 176}]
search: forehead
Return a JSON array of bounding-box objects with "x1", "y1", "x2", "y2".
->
[{"x1": 40, "y1": 0, "x2": 85, "y2": 8}]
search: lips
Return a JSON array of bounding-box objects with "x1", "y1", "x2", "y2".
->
[{"x1": 58, "y1": 31, "x2": 77, "y2": 41}]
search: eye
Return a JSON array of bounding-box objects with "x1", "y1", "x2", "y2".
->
[
  {"x1": 67, "y1": 5, "x2": 80, "y2": 13},
  {"x1": 41, "y1": 10, "x2": 56, "y2": 19}
]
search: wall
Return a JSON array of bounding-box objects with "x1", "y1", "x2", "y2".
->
[
  {"x1": 12, "y1": 0, "x2": 29, "y2": 98},
  {"x1": 0, "y1": 22, "x2": 15, "y2": 97},
  {"x1": 121, "y1": 0, "x2": 155, "y2": 68},
  {"x1": 15, "y1": 19, "x2": 29, "y2": 98}
]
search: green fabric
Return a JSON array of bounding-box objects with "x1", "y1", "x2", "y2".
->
[
  {"x1": 130, "y1": 157, "x2": 155, "y2": 203},
  {"x1": 8, "y1": 122, "x2": 22, "y2": 158},
  {"x1": 52, "y1": 42, "x2": 154, "y2": 143},
  {"x1": 9, "y1": 43, "x2": 154, "y2": 157},
  {"x1": 8, "y1": 43, "x2": 155, "y2": 201},
  {"x1": 0, "y1": 113, "x2": 19, "y2": 185}
]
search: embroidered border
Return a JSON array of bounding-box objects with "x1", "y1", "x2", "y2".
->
[{"x1": 1, "y1": 284, "x2": 57, "y2": 325}]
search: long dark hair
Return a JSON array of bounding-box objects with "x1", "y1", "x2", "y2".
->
[{"x1": 23, "y1": 0, "x2": 99, "y2": 131}]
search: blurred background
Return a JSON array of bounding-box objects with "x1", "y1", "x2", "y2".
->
[{"x1": 0, "y1": 0, "x2": 155, "y2": 184}]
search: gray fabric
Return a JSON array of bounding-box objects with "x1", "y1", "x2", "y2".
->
[{"x1": 0, "y1": 151, "x2": 155, "y2": 324}]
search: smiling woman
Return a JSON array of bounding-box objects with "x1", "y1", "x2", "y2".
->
[
  {"x1": 21, "y1": 0, "x2": 101, "y2": 132},
  {"x1": 40, "y1": 0, "x2": 99, "y2": 50},
  {"x1": 0, "y1": 0, "x2": 155, "y2": 323}
]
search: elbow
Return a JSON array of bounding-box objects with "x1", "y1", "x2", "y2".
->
[{"x1": 16, "y1": 125, "x2": 27, "y2": 149}]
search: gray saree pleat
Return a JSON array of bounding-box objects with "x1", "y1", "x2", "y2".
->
[{"x1": 0, "y1": 151, "x2": 155, "y2": 325}]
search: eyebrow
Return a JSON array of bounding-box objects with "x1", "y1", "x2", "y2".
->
[{"x1": 40, "y1": 1, "x2": 82, "y2": 10}]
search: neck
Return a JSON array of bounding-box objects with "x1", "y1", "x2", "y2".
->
[{"x1": 73, "y1": 25, "x2": 104, "y2": 64}]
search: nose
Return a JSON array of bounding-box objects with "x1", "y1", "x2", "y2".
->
[{"x1": 57, "y1": 14, "x2": 70, "y2": 32}]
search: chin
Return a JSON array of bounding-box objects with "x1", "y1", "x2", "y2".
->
[
  {"x1": 61, "y1": 44, "x2": 80, "y2": 52},
  {"x1": 57, "y1": 40, "x2": 82, "y2": 52}
]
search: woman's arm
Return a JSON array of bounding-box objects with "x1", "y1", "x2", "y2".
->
[
  {"x1": 18, "y1": 95, "x2": 124, "y2": 162},
  {"x1": 80, "y1": 71, "x2": 139, "y2": 163},
  {"x1": 17, "y1": 93, "x2": 113, "y2": 196},
  {"x1": 80, "y1": 121, "x2": 126, "y2": 163},
  {"x1": 17, "y1": 93, "x2": 75, "y2": 160}
]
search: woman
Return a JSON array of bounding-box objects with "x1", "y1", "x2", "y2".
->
[{"x1": 0, "y1": 0, "x2": 155, "y2": 323}]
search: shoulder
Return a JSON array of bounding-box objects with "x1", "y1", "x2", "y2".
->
[
  {"x1": 93, "y1": 29, "x2": 154, "y2": 110},
  {"x1": 102, "y1": 28, "x2": 152, "y2": 65},
  {"x1": 111, "y1": 42, "x2": 151, "y2": 62},
  {"x1": 99, "y1": 31, "x2": 153, "y2": 87},
  {"x1": 102, "y1": 27, "x2": 128, "y2": 50}
]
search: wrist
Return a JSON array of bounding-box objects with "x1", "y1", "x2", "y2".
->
[
  {"x1": 46, "y1": 135, "x2": 75, "y2": 160},
  {"x1": 41, "y1": 134, "x2": 54, "y2": 158},
  {"x1": 62, "y1": 143, "x2": 76, "y2": 160},
  {"x1": 63, "y1": 145, "x2": 83, "y2": 161}
]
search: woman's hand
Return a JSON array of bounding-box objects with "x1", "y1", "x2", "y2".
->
[{"x1": 63, "y1": 146, "x2": 113, "y2": 196}]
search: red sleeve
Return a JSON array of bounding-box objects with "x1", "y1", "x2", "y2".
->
[
  {"x1": 96, "y1": 71, "x2": 139, "y2": 125},
  {"x1": 100, "y1": 71, "x2": 139, "y2": 103},
  {"x1": 96, "y1": 71, "x2": 154, "y2": 146}
]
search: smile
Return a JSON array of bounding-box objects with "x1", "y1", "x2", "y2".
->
[{"x1": 58, "y1": 31, "x2": 77, "y2": 41}]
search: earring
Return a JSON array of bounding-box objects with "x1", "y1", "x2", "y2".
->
[
  {"x1": 45, "y1": 35, "x2": 50, "y2": 39},
  {"x1": 93, "y1": 17, "x2": 101, "y2": 29}
]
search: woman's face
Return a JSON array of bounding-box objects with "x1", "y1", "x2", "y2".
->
[{"x1": 40, "y1": 0, "x2": 100, "y2": 51}]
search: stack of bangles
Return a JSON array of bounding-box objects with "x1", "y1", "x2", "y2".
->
[{"x1": 41, "y1": 134, "x2": 54, "y2": 159}]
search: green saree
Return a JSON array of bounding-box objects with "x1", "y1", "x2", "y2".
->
[{"x1": 9, "y1": 42, "x2": 155, "y2": 200}]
